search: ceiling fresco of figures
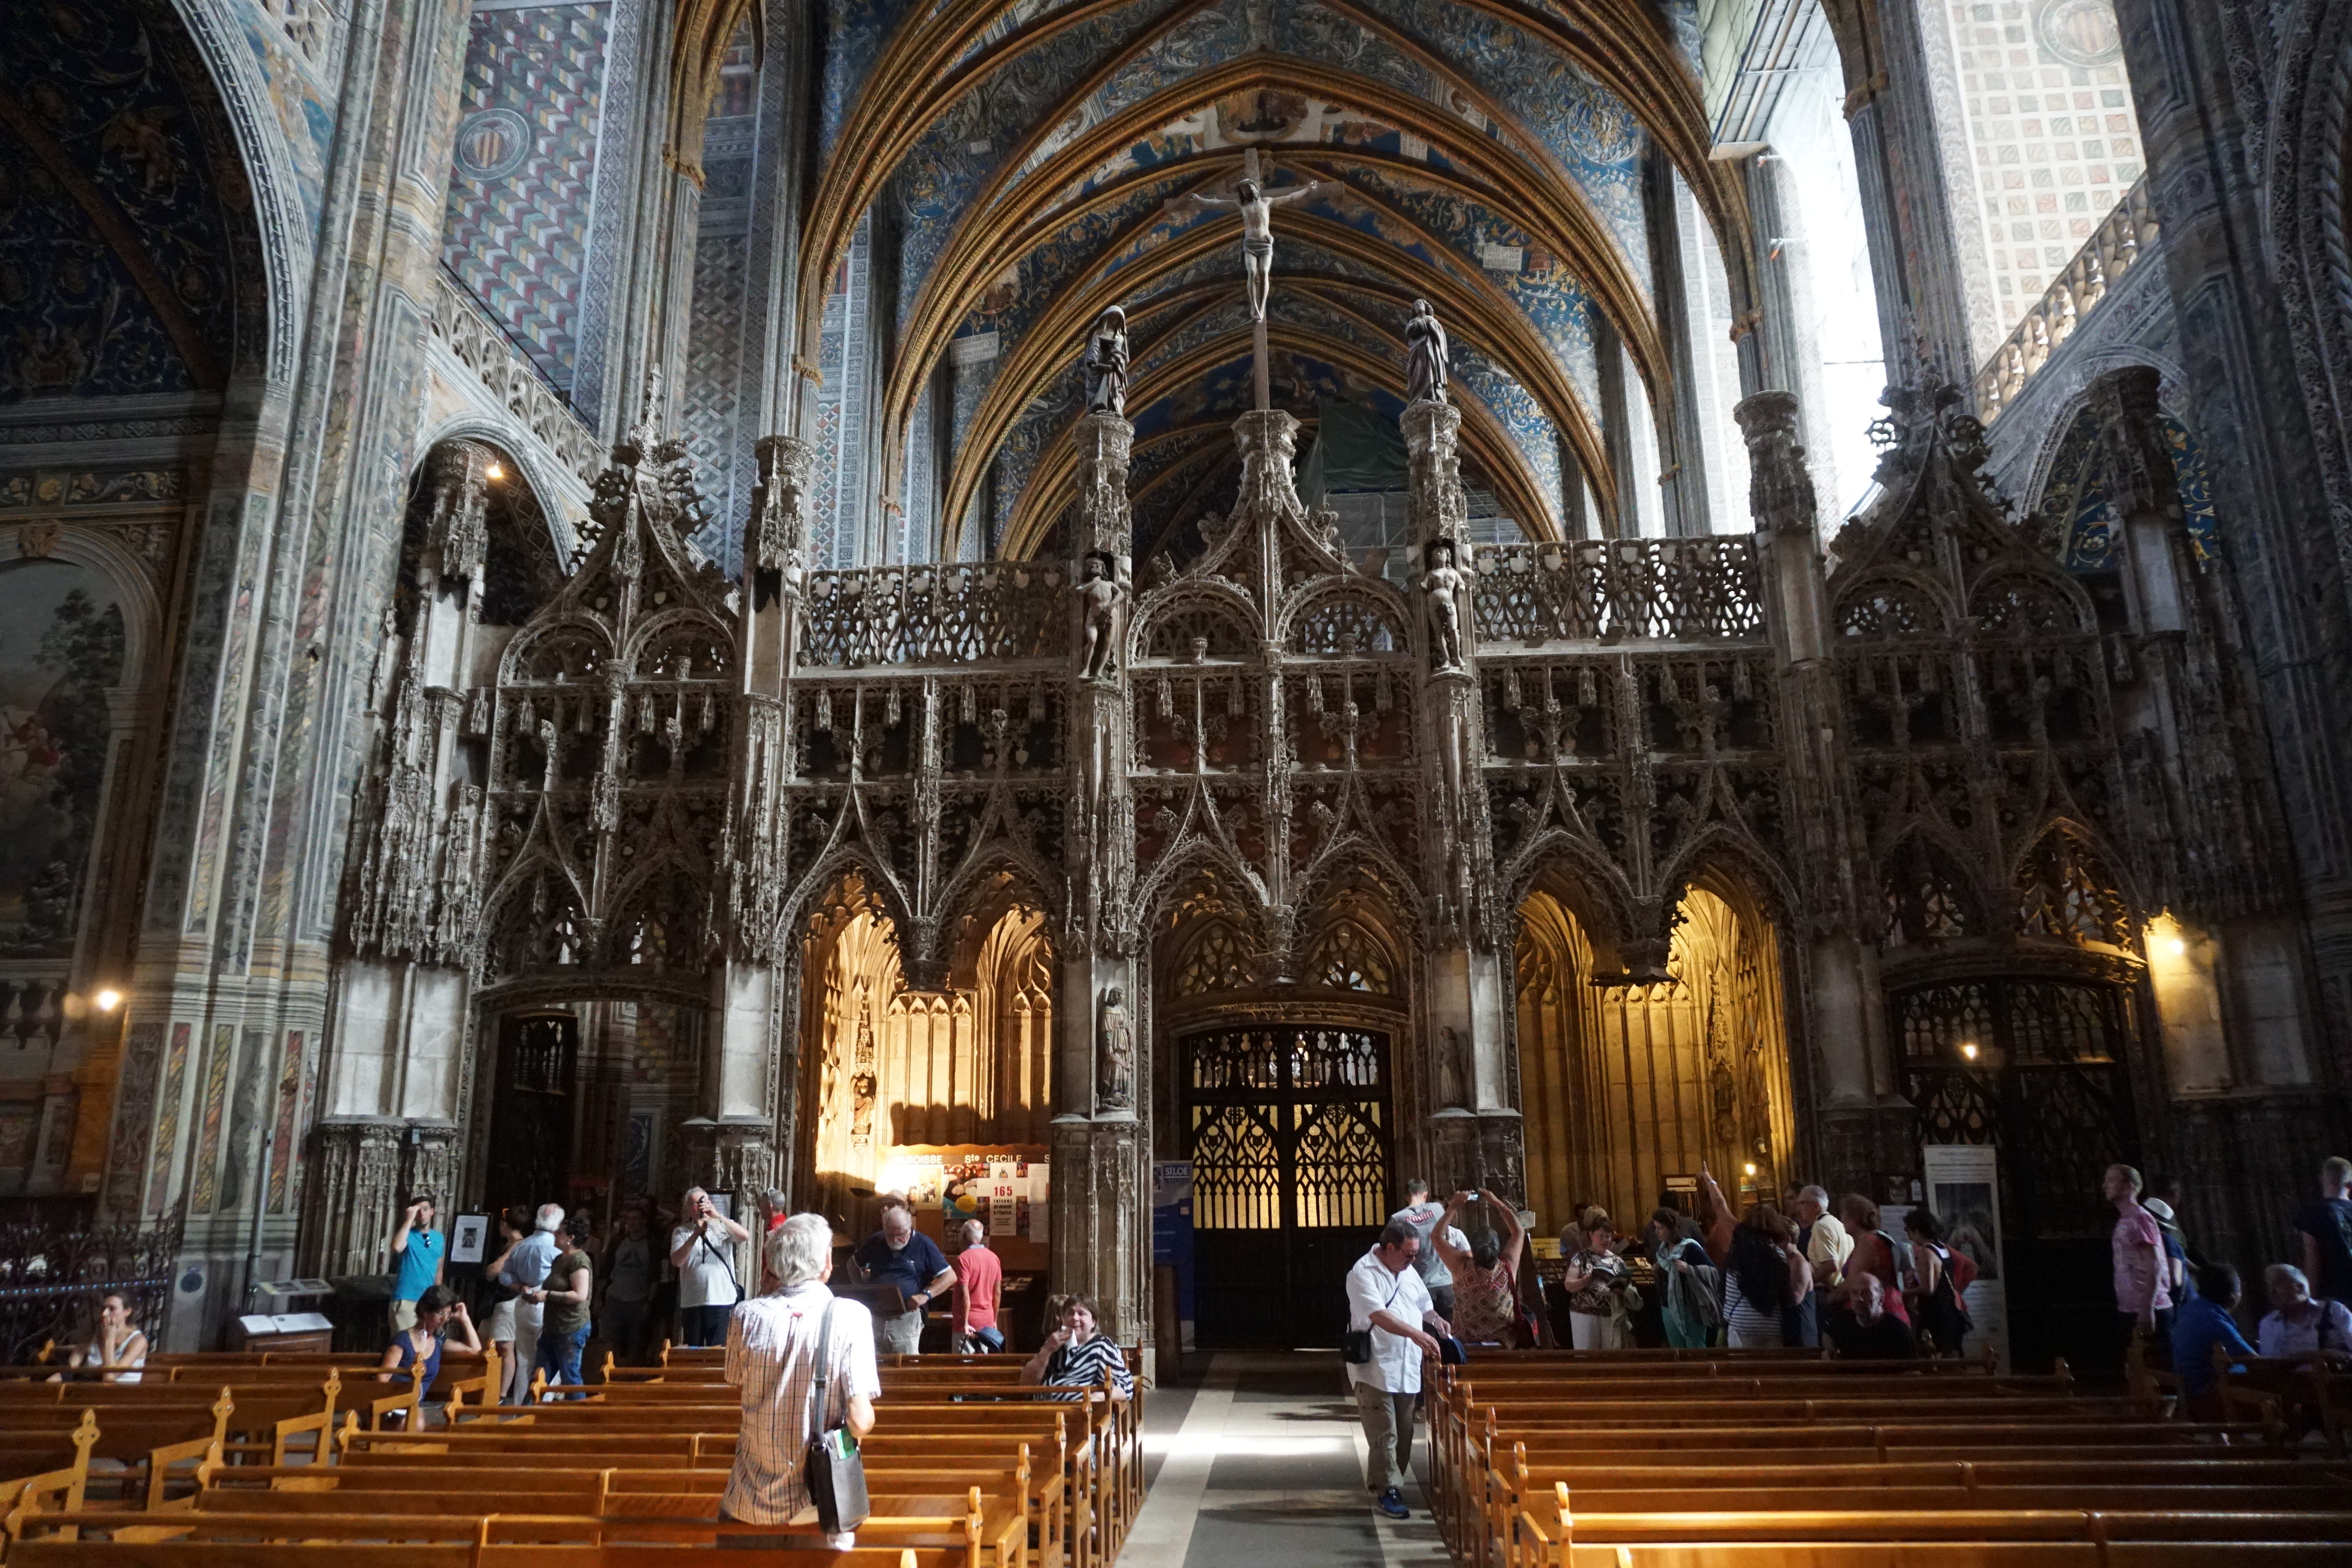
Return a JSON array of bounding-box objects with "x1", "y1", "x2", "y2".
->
[
  {"x1": 0, "y1": 0, "x2": 256, "y2": 400},
  {"x1": 744, "y1": 0, "x2": 1749, "y2": 560}
]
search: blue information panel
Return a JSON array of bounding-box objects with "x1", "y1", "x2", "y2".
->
[{"x1": 1151, "y1": 1160, "x2": 1194, "y2": 1348}]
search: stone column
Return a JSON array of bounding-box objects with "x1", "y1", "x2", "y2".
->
[
  {"x1": 1401, "y1": 399, "x2": 1522, "y2": 1205},
  {"x1": 684, "y1": 1116, "x2": 777, "y2": 1285},
  {"x1": 1822, "y1": 0, "x2": 1980, "y2": 386},
  {"x1": 2113, "y1": 0, "x2": 2352, "y2": 1093},
  {"x1": 328, "y1": 439, "x2": 496, "y2": 1137},
  {"x1": 1051, "y1": 409, "x2": 1148, "y2": 1348},
  {"x1": 1735, "y1": 391, "x2": 1881, "y2": 1119}
]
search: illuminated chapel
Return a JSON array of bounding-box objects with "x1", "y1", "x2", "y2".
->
[{"x1": 5, "y1": 0, "x2": 2351, "y2": 1384}]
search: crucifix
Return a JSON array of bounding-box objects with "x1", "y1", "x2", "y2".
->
[{"x1": 1170, "y1": 148, "x2": 1322, "y2": 410}]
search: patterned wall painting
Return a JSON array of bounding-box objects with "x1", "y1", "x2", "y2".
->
[
  {"x1": 145, "y1": 1021, "x2": 189, "y2": 1215},
  {"x1": 0, "y1": 0, "x2": 246, "y2": 398},
  {"x1": 441, "y1": 2, "x2": 614, "y2": 391},
  {"x1": 0, "y1": 560, "x2": 126, "y2": 961},
  {"x1": 2036, "y1": 400, "x2": 2218, "y2": 573}
]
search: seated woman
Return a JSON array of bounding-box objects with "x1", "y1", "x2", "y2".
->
[
  {"x1": 2257, "y1": 1263, "x2": 2352, "y2": 1358},
  {"x1": 1018, "y1": 1296, "x2": 1132, "y2": 1403},
  {"x1": 1429, "y1": 1189, "x2": 1526, "y2": 1348},
  {"x1": 61, "y1": 1292, "x2": 147, "y2": 1382},
  {"x1": 379, "y1": 1284, "x2": 480, "y2": 1424}
]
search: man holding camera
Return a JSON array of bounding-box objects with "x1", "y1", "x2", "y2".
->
[
  {"x1": 387, "y1": 1193, "x2": 446, "y2": 1336},
  {"x1": 672, "y1": 1186, "x2": 751, "y2": 1348}
]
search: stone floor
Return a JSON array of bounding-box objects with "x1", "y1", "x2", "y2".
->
[{"x1": 1124, "y1": 1351, "x2": 1452, "y2": 1568}]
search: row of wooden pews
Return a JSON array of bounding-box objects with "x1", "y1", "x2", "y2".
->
[
  {"x1": 2, "y1": 1340, "x2": 1142, "y2": 1568},
  {"x1": 1429, "y1": 1345, "x2": 2352, "y2": 1568}
]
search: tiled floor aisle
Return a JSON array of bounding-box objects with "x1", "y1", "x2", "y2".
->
[{"x1": 1124, "y1": 1352, "x2": 1452, "y2": 1568}]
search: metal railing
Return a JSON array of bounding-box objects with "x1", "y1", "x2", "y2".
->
[{"x1": 1973, "y1": 175, "x2": 2158, "y2": 423}]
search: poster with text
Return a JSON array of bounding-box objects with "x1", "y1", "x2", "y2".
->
[
  {"x1": 1922, "y1": 1142, "x2": 2009, "y2": 1372},
  {"x1": 988, "y1": 1159, "x2": 1020, "y2": 1236}
]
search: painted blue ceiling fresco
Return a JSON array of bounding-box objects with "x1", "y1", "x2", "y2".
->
[
  {"x1": 1, "y1": 0, "x2": 250, "y2": 399},
  {"x1": 2037, "y1": 403, "x2": 2219, "y2": 574},
  {"x1": 803, "y1": 0, "x2": 1719, "y2": 554}
]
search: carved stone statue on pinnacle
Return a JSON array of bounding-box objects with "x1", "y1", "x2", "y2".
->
[
  {"x1": 1096, "y1": 985, "x2": 1135, "y2": 1112},
  {"x1": 1405, "y1": 297, "x2": 1449, "y2": 405},
  {"x1": 1084, "y1": 306, "x2": 1130, "y2": 417}
]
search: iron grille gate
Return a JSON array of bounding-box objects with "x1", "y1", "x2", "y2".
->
[
  {"x1": 1892, "y1": 977, "x2": 2141, "y2": 1373},
  {"x1": 1182, "y1": 1024, "x2": 1392, "y2": 1349}
]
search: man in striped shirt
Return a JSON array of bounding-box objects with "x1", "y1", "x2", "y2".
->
[
  {"x1": 720, "y1": 1213, "x2": 880, "y2": 1549},
  {"x1": 1018, "y1": 1295, "x2": 1132, "y2": 1402}
]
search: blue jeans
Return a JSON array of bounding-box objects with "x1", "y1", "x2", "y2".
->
[
  {"x1": 536, "y1": 1321, "x2": 589, "y2": 1399},
  {"x1": 1783, "y1": 1290, "x2": 1819, "y2": 1348}
]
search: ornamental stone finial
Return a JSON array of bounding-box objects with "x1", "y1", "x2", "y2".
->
[{"x1": 1733, "y1": 390, "x2": 1817, "y2": 537}]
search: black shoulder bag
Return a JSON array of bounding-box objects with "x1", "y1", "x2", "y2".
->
[{"x1": 803, "y1": 1298, "x2": 869, "y2": 1534}]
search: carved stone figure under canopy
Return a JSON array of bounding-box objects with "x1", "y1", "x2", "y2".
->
[
  {"x1": 1096, "y1": 985, "x2": 1135, "y2": 1112},
  {"x1": 1405, "y1": 298, "x2": 1450, "y2": 405},
  {"x1": 1084, "y1": 306, "x2": 1130, "y2": 417},
  {"x1": 1076, "y1": 549, "x2": 1125, "y2": 682},
  {"x1": 1419, "y1": 537, "x2": 1471, "y2": 671}
]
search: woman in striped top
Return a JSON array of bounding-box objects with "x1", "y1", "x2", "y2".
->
[{"x1": 1020, "y1": 1296, "x2": 1133, "y2": 1402}]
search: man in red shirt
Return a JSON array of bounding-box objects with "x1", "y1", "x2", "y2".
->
[{"x1": 950, "y1": 1219, "x2": 1004, "y2": 1352}]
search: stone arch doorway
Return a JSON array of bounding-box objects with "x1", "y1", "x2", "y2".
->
[
  {"x1": 788, "y1": 869, "x2": 1057, "y2": 1295},
  {"x1": 1514, "y1": 867, "x2": 1796, "y2": 1238},
  {"x1": 1885, "y1": 823, "x2": 2149, "y2": 1373},
  {"x1": 1153, "y1": 866, "x2": 1411, "y2": 1348}
]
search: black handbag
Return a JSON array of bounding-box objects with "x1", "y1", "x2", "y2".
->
[{"x1": 803, "y1": 1299, "x2": 869, "y2": 1534}]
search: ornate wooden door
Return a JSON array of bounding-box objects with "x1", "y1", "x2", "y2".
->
[
  {"x1": 1182, "y1": 1024, "x2": 1392, "y2": 1348},
  {"x1": 485, "y1": 1012, "x2": 579, "y2": 1214},
  {"x1": 1893, "y1": 977, "x2": 2141, "y2": 1372}
]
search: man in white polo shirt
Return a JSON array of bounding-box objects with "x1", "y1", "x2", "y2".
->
[{"x1": 1345, "y1": 1218, "x2": 1451, "y2": 1520}]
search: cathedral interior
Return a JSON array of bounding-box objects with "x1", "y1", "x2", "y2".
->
[{"x1": 3, "y1": 0, "x2": 2350, "y2": 1379}]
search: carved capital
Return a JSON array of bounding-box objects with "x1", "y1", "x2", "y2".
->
[
  {"x1": 1733, "y1": 390, "x2": 1818, "y2": 537},
  {"x1": 749, "y1": 435, "x2": 817, "y2": 580},
  {"x1": 1073, "y1": 413, "x2": 1135, "y2": 560},
  {"x1": 426, "y1": 440, "x2": 497, "y2": 583},
  {"x1": 2089, "y1": 365, "x2": 2175, "y2": 523},
  {"x1": 1232, "y1": 409, "x2": 1303, "y2": 519}
]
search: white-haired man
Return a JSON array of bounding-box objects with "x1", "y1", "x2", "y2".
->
[
  {"x1": 1792, "y1": 1184, "x2": 1852, "y2": 1350},
  {"x1": 498, "y1": 1203, "x2": 561, "y2": 1405},
  {"x1": 720, "y1": 1213, "x2": 880, "y2": 1550},
  {"x1": 674, "y1": 1185, "x2": 751, "y2": 1348}
]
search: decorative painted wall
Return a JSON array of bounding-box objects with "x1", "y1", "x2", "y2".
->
[
  {"x1": 1920, "y1": 0, "x2": 2146, "y2": 359},
  {"x1": 440, "y1": 1, "x2": 616, "y2": 392},
  {"x1": 0, "y1": 560, "x2": 125, "y2": 961}
]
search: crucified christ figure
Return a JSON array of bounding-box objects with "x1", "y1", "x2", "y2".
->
[{"x1": 1173, "y1": 176, "x2": 1322, "y2": 321}]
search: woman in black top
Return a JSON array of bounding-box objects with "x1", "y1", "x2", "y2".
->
[{"x1": 1903, "y1": 1208, "x2": 1969, "y2": 1358}]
